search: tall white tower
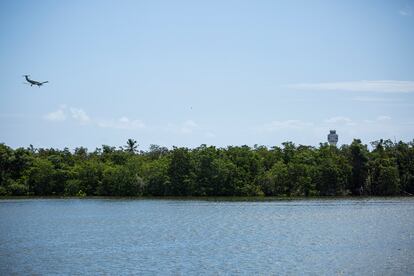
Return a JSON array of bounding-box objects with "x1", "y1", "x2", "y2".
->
[{"x1": 328, "y1": 130, "x2": 338, "y2": 146}]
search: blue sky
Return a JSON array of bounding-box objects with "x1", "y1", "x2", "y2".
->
[{"x1": 1, "y1": 0, "x2": 414, "y2": 150}]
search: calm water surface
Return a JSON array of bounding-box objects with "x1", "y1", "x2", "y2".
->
[{"x1": 0, "y1": 198, "x2": 413, "y2": 275}]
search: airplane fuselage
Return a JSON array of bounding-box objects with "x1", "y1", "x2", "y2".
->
[{"x1": 24, "y1": 75, "x2": 48, "y2": 87}]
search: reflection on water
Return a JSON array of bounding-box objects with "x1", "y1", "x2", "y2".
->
[{"x1": 1, "y1": 198, "x2": 413, "y2": 275}]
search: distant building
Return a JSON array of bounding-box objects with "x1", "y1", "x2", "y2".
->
[{"x1": 328, "y1": 130, "x2": 338, "y2": 146}]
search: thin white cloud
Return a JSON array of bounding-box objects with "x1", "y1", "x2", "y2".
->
[
  {"x1": 324, "y1": 116, "x2": 355, "y2": 126},
  {"x1": 352, "y1": 96, "x2": 402, "y2": 103},
  {"x1": 322, "y1": 116, "x2": 404, "y2": 146},
  {"x1": 260, "y1": 120, "x2": 314, "y2": 132},
  {"x1": 180, "y1": 120, "x2": 199, "y2": 134},
  {"x1": 70, "y1": 108, "x2": 91, "y2": 124},
  {"x1": 399, "y1": 6, "x2": 412, "y2": 16},
  {"x1": 45, "y1": 106, "x2": 145, "y2": 130},
  {"x1": 285, "y1": 80, "x2": 414, "y2": 93},
  {"x1": 98, "y1": 117, "x2": 145, "y2": 130},
  {"x1": 363, "y1": 116, "x2": 392, "y2": 124},
  {"x1": 376, "y1": 115, "x2": 392, "y2": 121},
  {"x1": 162, "y1": 120, "x2": 212, "y2": 136},
  {"x1": 249, "y1": 115, "x2": 413, "y2": 148},
  {"x1": 259, "y1": 115, "x2": 400, "y2": 136},
  {"x1": 44, "y1": 108, "x2": 66, "y2": 122}
]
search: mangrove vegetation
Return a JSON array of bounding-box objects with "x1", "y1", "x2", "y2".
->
[{"x1": 1, "y1": 139, "x2": 413, "y2": 197}]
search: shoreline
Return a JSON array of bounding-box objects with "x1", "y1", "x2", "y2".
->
[{"x1": 1, "y1": 195, "x2": 412, "y2": 202}]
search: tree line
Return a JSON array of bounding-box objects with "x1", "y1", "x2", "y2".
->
[{"x1": 1, "y1": 139, "x2": 413, "y2": 197}]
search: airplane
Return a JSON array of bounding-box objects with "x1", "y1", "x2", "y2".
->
[{"x1": 23, "y1": 75, "x2": 48, "y2": 87}]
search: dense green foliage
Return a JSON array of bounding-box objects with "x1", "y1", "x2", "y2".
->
[{"x1": 1, "y1": 139, "x2": 413, "y2": 197}]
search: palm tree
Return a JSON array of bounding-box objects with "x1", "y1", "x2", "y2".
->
[{"x1": 124, "y1": 139, "x2": 138, "y2": 153}]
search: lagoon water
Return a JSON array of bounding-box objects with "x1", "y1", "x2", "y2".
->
[{"x1": 0, "y1": 198, "x2": 413, "y2": 275}]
